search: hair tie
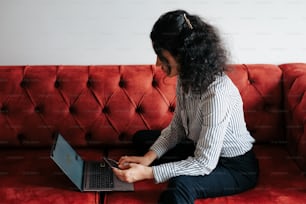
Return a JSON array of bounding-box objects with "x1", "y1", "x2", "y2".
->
[{"x1": 183, "y1": 13, "x2": 193, "y2": 30}]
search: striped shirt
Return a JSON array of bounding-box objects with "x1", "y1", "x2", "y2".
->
[{"x1": 150, "y1": 74, "x2": 255, "y2": 183}]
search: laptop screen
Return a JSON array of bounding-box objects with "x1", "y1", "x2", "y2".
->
[{"x1": 51, "y1": 134, "x2": 84, "y2": 191}]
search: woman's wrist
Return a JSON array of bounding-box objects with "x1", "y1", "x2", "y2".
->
[
  {"x1": 144, "y1": 150, "x2": 158, "y2": 165},
  {"x1": 144, "y1": 166, "x2": 154, "y2": 180}
]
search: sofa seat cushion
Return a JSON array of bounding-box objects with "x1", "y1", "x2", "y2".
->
[
  {"x1": 105, "y1": 145, "x2": 306, "y2": 203},
  {"x1": 0, "y1": 148, "x2": 103, "y2": 204},
  {"x1": 104, "y1": 180, "x2": 167, "y2": 204}
]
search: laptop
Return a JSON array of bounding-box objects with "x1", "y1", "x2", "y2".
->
[{"x1": 50, "y1": 133, "x2": 134, "y2": 192}]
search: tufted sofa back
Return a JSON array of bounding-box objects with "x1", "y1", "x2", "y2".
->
[
  {"x1": 279, "y1": 63, "x2": 306, "y2": 170},
  {"x1": 0, "y1": 65, "x2": 176, "y2": 147},
  {"x1": 227, "y1": 64, "x2": 284, "y2": 143},
  {"x1": 0, "y1": 64, "x2": 290, "y2": 148}
]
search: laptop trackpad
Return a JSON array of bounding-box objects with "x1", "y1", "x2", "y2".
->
[{"x1": 113, "y1": 176, "x2": 134, "y2": 191}]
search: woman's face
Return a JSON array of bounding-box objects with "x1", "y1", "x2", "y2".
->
[{"x1": 155, "y1": 50, "x2": 179, "y2": 77}]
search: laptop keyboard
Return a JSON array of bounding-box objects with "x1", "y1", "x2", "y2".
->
[{"x1": 87, "y1": 162, "x2": 114, "y2": 189}]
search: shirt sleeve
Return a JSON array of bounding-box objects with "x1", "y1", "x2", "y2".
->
[
  {"x1": 149, "y1": 85, "x2": 186, "y2": 158},
  {"x1": 152, "y1": 89, "x2": 232, "y2": 183}
]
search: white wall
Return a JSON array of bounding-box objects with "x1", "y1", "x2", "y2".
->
[{"x1": 0, "y1": 0, "x2": 305, "y2": 65}]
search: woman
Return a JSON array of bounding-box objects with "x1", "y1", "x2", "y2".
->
[{"x1": 113, "y1": 9, "x2": 259, "y2": 204}]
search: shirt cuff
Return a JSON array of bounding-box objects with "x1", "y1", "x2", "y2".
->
[
  {"x1": 152, "y1": 163, "x2": 176, "y2": 183},
  {"x1": 149, "y1": 145, "x2": 166, "y2": 159}
]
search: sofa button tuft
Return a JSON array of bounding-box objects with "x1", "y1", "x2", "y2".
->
[
  {"x1": 85, "y1": 132, "x2": 92, "y2": 140},
  {"x1": 34, "y1": 106, "x2": 42, "y2": 113},
  {"x1": 169, "y1": 105, "x2": 175, "y2": 113},
  {"x1": 263, "y1": 104, "x2": 271, "y2": 111},
  {"x1": 102, "y1": 106, "x2": 110, "y2": 114},
  {"x1": 249, "y1": 79, "x2": 255, "y2": 84},
  {"x1": 87, "y1": 79, "x2": 93, "y2": 88},
  {"x1": 20, "y1": 79, "x2": 27, "y2": 88},
  {"x1": 17, "y1": 134, "x2": 25, "y2": 143},
  {"x1": 69, "y1": 106, "x2": 76, "y2": 114},
  {"x1": 152, "y1": 79, "x2": 158, "y2": 88},
  {"x1": 119, "y1": 79, "x2": 125, "y2": 88},
  {"x1": 135, "y1": 106, "x2": 144, "y2": 114},
  {"x1": 54, "y1": 80, "x2": 60, "y2": 88},
  {"x1": 0, "y1": 105, "x2": 8, "y2": 114},
  {"x1": 118, "y1": 133, "x2": 126, "y2": 141}
]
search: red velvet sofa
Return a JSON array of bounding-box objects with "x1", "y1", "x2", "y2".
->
[{"x1": 0, "y1": 63, "x2": 305, "y2": 204}]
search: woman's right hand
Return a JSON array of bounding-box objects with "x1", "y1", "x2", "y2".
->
[{"x1": 118, "y1": 150, "x2": 157, "y2": 169}]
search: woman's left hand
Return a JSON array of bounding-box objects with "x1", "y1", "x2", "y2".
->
[{"x1": 112, "y1": 163, "x2": 154, "y2": 183}]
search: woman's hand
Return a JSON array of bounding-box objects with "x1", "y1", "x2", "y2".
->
[
  {"x1": 112, "y1": 150, "x2": 157, "y2": 183},
  {"x1": 117, "y1": 150, "x2": 157, "y2": 169},
  {"x1": 112, "y1": 163, "x2": 153, "y2": 183}
]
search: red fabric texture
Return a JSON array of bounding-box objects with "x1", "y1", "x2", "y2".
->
[
  {"x1": 227, "y1": 64, "x2": 284, "y2": 143},
  {"x1": 280, "y1": 63, "x2": 306, "y2": 171},
  {"x1": 0, "y1": 149, "x2": 103, "y2": 204},
  {"x1": 0, "y1": 65, "x2": 176, "y2": 147},
  {"x1": 0, "y1": 64, "x2": 306, "y2": 203}
]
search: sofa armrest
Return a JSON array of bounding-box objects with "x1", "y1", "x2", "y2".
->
[{"x1": 279, "y1": 63, "x2": 306, "y2": 172}]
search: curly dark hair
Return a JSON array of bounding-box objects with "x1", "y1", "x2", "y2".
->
[{"x1": 150, "y1": 10, "x2": 228, "y2": 94}]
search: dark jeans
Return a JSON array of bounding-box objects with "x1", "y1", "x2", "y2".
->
[{"x1": 133, "y1": 130, "x2": 259, "y2": 204}]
